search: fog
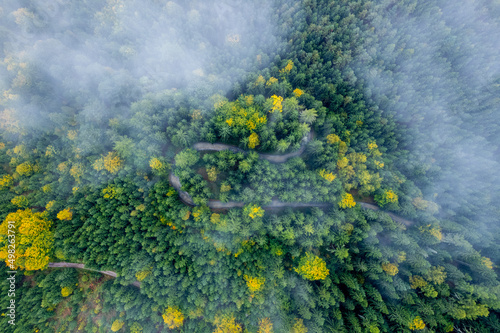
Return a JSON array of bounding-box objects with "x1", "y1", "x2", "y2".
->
[
  {"x1": 353, "y1": 0, "x2": 500, "y2": 254},
  {"x1": 0, "y1": 0, "x2": 282, "y2": 136}
]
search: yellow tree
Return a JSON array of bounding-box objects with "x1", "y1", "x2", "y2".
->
[
  {"x1": 0, "y1": 209, "x2": 53, "y2": 270},
  {"x1": 149, "y1": 157, "x2": 169, "y2": 174},
  {"x1": 293, "y1": 88, "x2": 303, "y2": 97},
  {"x1": 338, "y1": 193, "x2": 356, "y2": 209},
  {"x1": 382, "y1": 263, "x2": 399, "y2": 276},
  {"x1": 243, "y1": 275, "x2": 265, "y2": 294},
  {"x1": 409, "y1": 316, "x2": 425, "y2": 330},
  {"x1": 248, "y1": 133, "x2": 260, "y2": 149},
  {"x1": 213, "y1": 314, "x2": 242, "y2": 333},
  {"x1": 57, "y1": 208, "x2": 73, "y2": 221},
  {"x1": 103, "y1": 152, "x2": 123, "y2": 173},
  {"x1": 111, "y1": 319, "x2": 125, "y2": 332},
  {"x1": 291, "y1": 318, "x2": 308, "y2": 333},
  {"x1": 269, "y1": 95, "x2": 283, "y2": 113},
  {"x1": 0, "y1": 174, "x2": 13, "y2": 189},
  {"x1": 295, "y1": 252, "x2": 329, "y2": 280},
  {"x1": 61, "y1": 287, "x2": 73, "y2": 297},
  {"x1": 16, "y1": 162, "x2": 33, "y2": 176},
  {"x1": 245, "y1": 205, "x2": 264, "y2": 219},
  {"x1": 279, "y1": 60, "x2": 294, "y2": 75},
  {"x1": 163, "y1": 306, "x2": 184, "y2": 329},
  {"x1": 258, "y1": 318, "x2": 273, "y2": 333}
]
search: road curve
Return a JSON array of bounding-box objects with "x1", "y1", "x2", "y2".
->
[
  {"x1": 194, "y1": 131, "x2": 313, "y2": 163},
  {"x1": 171, "y1": 132, "x2": 414, "y2": 227}
]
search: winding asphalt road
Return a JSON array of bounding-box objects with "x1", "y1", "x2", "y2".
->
[{"x1": 48, "y1": 132, "x2": 412, "y2": 287}]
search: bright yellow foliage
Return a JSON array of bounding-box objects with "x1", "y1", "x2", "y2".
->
[
  {"x1": 102, "y1": 185, "x2": 117, "y2": 199},
  {"x1": 247, "y1": 205, "x2": 265, "y2": 219},
  {"x1": 419, "y1": 224, "x2": 442, "y2": 241},
  {"x1": 269, "y1": 95, "x2": 283, "y2": 113},
  {"x1": 135, "y1": 269, "x2": 151, "y2": 281},
  {"x1": 217, "y1": 98, "x2": 267, "y2": 132},
  {"x1": 104, "y1": 152, "x2": 123, "y2": 173},
  {"x1": 326, "y1": 134, "x2": 340, "y2": 144},
  {"x1": 279, "y1": 60, "x2": 294, "y2": 75},
  {"x1": 409, "y1": 316, "x2": 425, "y2": 330},
  {"x1": 295, "y1": 252, "x2": 329, "y2": 280},
  {"x1": 93, "y1": 152, "x2": 123, "y2": 173},
  {"x1": 149, "y1": 157, "x2": 168, "y2": 172},
  {"x1": 266, "y1": 77, "x2": 278, "y2": 86},
  {"x1": 45, "y1": 201, "x2": 55, "y2": 211},
  {"x1": 338, "y1": 193, "x2": 356, "y2": 209},
  {"x1": 213, "y1": 314, "x2": 242, "y2": 333},
  {"x1": 248, "y1": 133, "x2": 260, "y2": 149},
  {"x1": 0, "y1": 174, "x2": 13, "y2": 189},
  {"x1": 337, "y1": 156, "x2": 349, "y2": 169},
  {"x1": 16, "y1": 162, "x2": 33, "y2": 176},
  {"x1": 374, "y1": 160, "x2": 384, "y2": 169},
  {"x1": 243, "y1": 275, "x2": 265, "y2": 293},
  {"x1": 385, "y1": 190, "x2": 398, "y2": 202},
  {"x1": 57, "y1": 208, "x2": 73, "y2": 221},
  {"x1": 111, "y1": 319, "x2": 125, "y2": 332},
  {"x1": 258, "y1": 318, "x2": 273, "y2": 333},
  {"x1": 368, "y1": 141, "x2": 378, "y2": 150},
  {"x1": 319, "y1": 169, "x2": 336, "y2": 182},
  {"x1": 382, "y1": 263, "x2": 399, "y2": 276},
  {"x1": 293, "y1": 88, "x2": 303, "y2": 97},
  {"x1": 0, "y1": 209, "x2": 53, "y2": 270},
  {"x1": 291, "y1": 318, "x2": 308, "y2": 333},
  {"x1": 61, "y1": 287, "x2": 73, "y2": 297},
  {"x1": 163, "y1": 306, "x2": 184, "y2": 329},
  {"x1": 11, "y1": 196, "x2": 28, "y2": 208},
  {"x1": 0, "y1": 142, "x2": 4, "y2": 149}
]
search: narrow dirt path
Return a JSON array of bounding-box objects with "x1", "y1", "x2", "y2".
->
[
  {"x1": 193, "y1": 131, "x2": 313, "y2": 163},
  {"x1": 48, "y1": 262, "x2": 140, "y2": 288},
  {"x1": 48, "y1": 133, "x2": 413, "y2": 284},
  {"x1": 171, "y1": 132, "x2": 414, "y2": 227}
]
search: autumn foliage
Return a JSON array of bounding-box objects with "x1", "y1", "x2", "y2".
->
[
  {"x1": 0, "y1": 209, "x2": 53, "y2": 270},
  {"x1": 295, "y1": 252, "x2": 329, "y2": 280},
  {"x1": 163, "y1": 306, "x2": 184, "y2": 329}
]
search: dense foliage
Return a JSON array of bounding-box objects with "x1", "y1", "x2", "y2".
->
[{"x1": 0, "y1": 0, "x2": 499, "y2": 332}]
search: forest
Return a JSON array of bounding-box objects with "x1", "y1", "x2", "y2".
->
[{"x1": 0, "y1": 0, "x2": 499, "y2": 332}]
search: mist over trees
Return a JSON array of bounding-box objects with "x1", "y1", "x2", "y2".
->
[{"x1": 0, "y1": 0, "x2": 499, "y2": 332}]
